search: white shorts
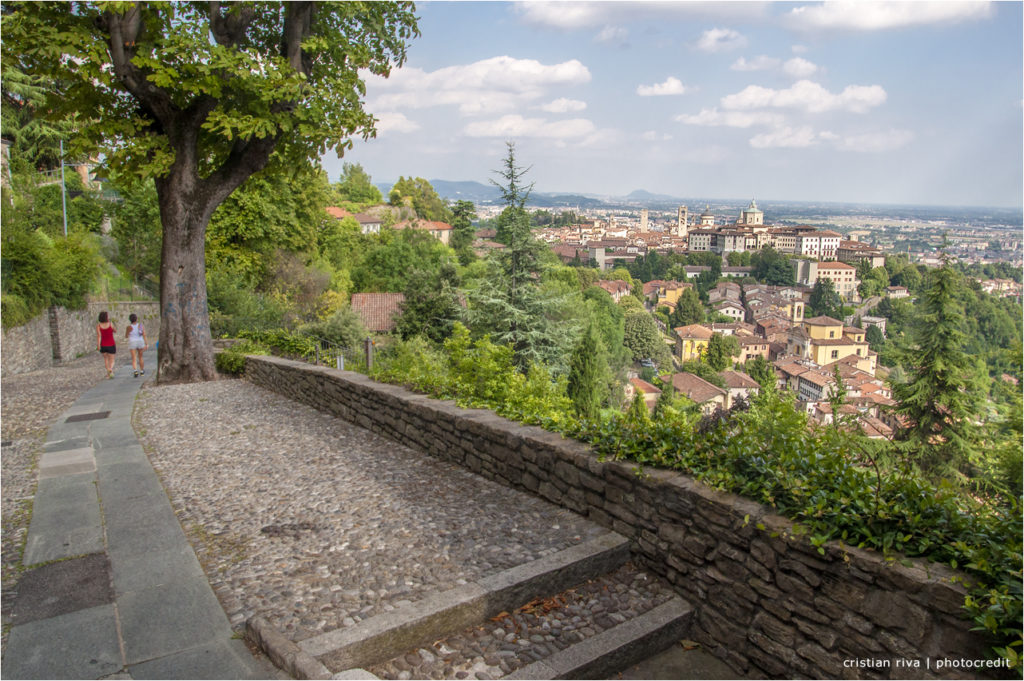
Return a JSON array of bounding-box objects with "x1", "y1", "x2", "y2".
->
[{"x1": 128, "y1": 339, "x2": 146, "y2": 350}]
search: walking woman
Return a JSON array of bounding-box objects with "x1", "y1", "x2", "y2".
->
[
  {"x1": 125, "y1": 313, "x2": 148, "y2": 377},
  {"x1": 96, "y1": 311, "x2": 117, "y2": 379}
]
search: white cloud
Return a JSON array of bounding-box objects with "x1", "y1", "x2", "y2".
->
[
  {"x1": 749, "y1": 126, "x2": 821, "y2": 148},
  {"x1": 786, "y1": 1, "x2": 993, "y2": 31},
  {"x1": 675, "y1": 108, "x2": 784, "y2": 129},
  {"x1": 514, "y1": 2, "x2": 609, "y2": 29},
  {"x1": 595, "y1": 25, "x2": 629, "y2": 45},
  {"x1": 514, "y1": 2, "x2": 772, "y2": 29},
  {"x1": 373, "y1": 112, "x2": 420, "y2": 134},
  {"x1": 746, "y1": 126, "x2": 915, "y2": 151},
  {"x1": 637, "y1": 77, "x2": 689, "y2": 97},
  {"x1": 368, "y1": 56, "x2": 592, "y2": 115},
  {"x1": 731, "y1": 55, "x2": 781, "y2": 71},
  {"x1": 695, "y1": 28, "x2": 747, "y2": 53},
  {"x1": 540, "y1": 98, "x2": 588, "y2": 113},
  {"x1": 782, "y1": 57, "x2": 819, "y2": 79},
  {"x1": 791, "y1": 44, "x2": 809, "y2": 54},
  {"x1": 464, "y1": 115, "x2": 596, "y2": 139},
  {"x1": 831, "y1": 129, "x2": 915, "y2": 152},
  {"x1": 721, "y1": 80, "x2": 886, "y2": 113}
]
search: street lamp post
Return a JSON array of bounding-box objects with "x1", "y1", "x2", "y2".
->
[{"x1": 59, "y1": 139, "x2": 68, "y2": 237}]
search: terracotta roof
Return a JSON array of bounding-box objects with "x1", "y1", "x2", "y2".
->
[
  {"x1": 596, "y1": 280, "x2": 631, "y2": 295},
  {"x1": 669, "y1": 372, "x2": 726, "y2": 403},
  {"x1": 674, "y1": 324, "x2": 714, "y2": 340},
  {"x1": 803, "y1": 315, "x2": 844, "y2": 326},
  {"x1": 393, "y1": 219, "x2": 452, "y2": 231},
  {"x1": 817, "y1": 261, "x2": 856, "y2": 270},
  {"x1": 720, "y1": 370, "x2": 760, "y2": 390},
  {"x1": 628, "y1": 378, "x2": 662, "y2": 395},
  {"x1": 350, "y1": 293, "x2": 405, "y2": 333},
  {"x1": 325, "y1": 206, "x2": 352, "y2": 220}
]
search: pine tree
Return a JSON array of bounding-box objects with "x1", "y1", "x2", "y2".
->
[{"x1": 891, "y1": 259, "x2": 982, "y2": 479}]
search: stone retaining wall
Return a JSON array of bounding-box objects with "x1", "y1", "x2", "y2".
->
[
  {"x1": 2, "y1": 302, "x2": 159, "y2": 377},
  {"x1": 245, "y1": 355, "x2": 992, "y2": 680}
]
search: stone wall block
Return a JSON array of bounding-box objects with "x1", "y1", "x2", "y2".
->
[
  {"x1": 774, "y1": 570, "x2": 815, "y2": 601},
  {"x1": 796, "y1": 641, "x2": 843, "y2": 677},
  {"x1": 794, "y1": 615, "x2": 838, "y2": 649},
  {"x1": 697, "y1": 608, "x2": 748, "y2": 649},
  {"x1": 841, "y1": 610, "x2": 875, "y2": 636},
  {"x1": 748, "y1": 577, "x2": 782, "y2": 600},
  {"x1": 553, "y1": 460, "x2": 580, "y2": 488},
  {"x1": 538, "y1": 481, "x2": 561, "y2": 504},
  {"x1": 779, "y1": 558, "x2": 823, "y2": 588},
  {"x1": 745, "y1": 556, "x2": 773, "y2": 582},
  {"x1": 812, "y1": 595, "x2": 846, "y2": 621},
  {"x1": 749, "y1": 610, "x2": 794, "y2": 647},
  {"x1": 747, "y1": 631, "x2": 800, "y2": 677},
  {"x1": 910, "y1": 580, "x2": 970, "y2": 618},
  {"x1": 860, "y1": 591, "x2": 930, "y2": 642}
]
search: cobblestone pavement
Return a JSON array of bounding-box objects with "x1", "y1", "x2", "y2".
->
[
  {"x1": 367, "y1": 562, "x2": 676, "y2": 680},
  {"x1": 1, "y1": 355, "x2": 111, "y2": 650},
  {"x1": 133, "y1": 379, "x2": 609, "y2": 644}
]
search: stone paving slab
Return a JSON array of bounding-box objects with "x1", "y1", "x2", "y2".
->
[
  {"x1": 7, "y1": 553, "x2": 113, "y2": 627},
  {"x1": 42, "y1": 433, "x2": 91, "y2": 453},
  {"x1": 118, "y1": 576, "x2": 235, "y2": 665},
  {"x1": 0, "y1": 604, "x2": 122, "y2": 680},
  {"x1": 23, "y1": 477, "x2": 103, "y2": 566},
  {"x1": 108, "y1": 542, "x2": 207, "y2": 596},
  {"x1": 127, "y1": 639, "x2": 266, "y2": 680},
  {"x1": 38, "y1": 447, "x2": 96, "y2": 479}
]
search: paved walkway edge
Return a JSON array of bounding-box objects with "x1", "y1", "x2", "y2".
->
[
  {"x1": 503, "y1": 596, "x2": 694, "y2": 680},
  {"x1": 249, "y1": 531, "x2": 628, "y2": 678}
]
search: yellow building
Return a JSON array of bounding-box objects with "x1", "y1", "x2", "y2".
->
[
  {"x1": 786, "y1": 316, "x2": 873, "y2": 373},
  {"x1": 674, "y1": 324, "x2": 713, "y2": 362}
]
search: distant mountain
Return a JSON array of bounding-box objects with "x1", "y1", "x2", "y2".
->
[
  {"x1": 376, "y1": 179, "x2": 603, "y2": 208},
  {"x1": 625, "y1": 189, "x2": 682, "y2": 203},
  {"x1": 375, "y1": 180, "x2": 502, "y2": 203}
]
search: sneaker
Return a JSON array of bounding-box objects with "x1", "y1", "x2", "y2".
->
[
  {"x1": 133, "y1": 370, "x2": 139, "y2": 377},
  {"x1": 108, "y1": 371, "x2": 114, "y2": 380},
  {"x1": 140, "y1": 369, "x2": 145, "y2": 375}
]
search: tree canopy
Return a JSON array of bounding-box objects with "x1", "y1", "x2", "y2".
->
[{"x1": 2, "y1": 1, "x2": 419, "y2": 382}]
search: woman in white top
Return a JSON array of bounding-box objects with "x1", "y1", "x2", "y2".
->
[{"x1": 125, "y1": 313, "x2": 148, "y2": 378}]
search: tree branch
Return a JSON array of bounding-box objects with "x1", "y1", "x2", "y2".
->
[
  {"x1": 209, "y1": 1, "x2": 256, "y2": 47},
  {"x1": 282, "y1": 2, "x2": 314, "y2": 75},
  {"x1": 100, "y1": 7, "x2": 175, "y2": 126}
]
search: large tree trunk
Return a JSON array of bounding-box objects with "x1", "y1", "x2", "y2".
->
[{"x1": 154, "y1": 171, "x2": 219, "y2": 383}]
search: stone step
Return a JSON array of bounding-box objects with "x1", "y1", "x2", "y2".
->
[
  {"x1": 504, "y1": 596, "x2": 692, "y2": 680},
  {"x1": 366, "y1": 561, "x2": 692, "y2": 680},
  {"x1": 246, "y1": 531, "x2": 630, "y2": 679}
]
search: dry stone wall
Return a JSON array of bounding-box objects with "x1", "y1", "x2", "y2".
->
[
  {"x1": 245, "y1": 355, "x2": 992, "y2": 680},
  {"x1": 2, "y1": 302, "x2": 159, "y2": 376}
]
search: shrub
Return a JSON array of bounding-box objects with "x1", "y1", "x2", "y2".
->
[{"x1": 214, "y1": 339, "x2": 268, "y2": 375}]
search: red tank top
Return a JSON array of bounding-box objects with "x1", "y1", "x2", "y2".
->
[{"x1": 99, "y1": 324, "x2": 115, "y2": 347}]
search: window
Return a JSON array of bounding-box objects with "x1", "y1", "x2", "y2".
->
[{"x1": 831, "y1": 350, "x2": 839, "y2": 359}]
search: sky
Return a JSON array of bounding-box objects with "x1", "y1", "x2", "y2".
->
[{"x1": 322, "y1": 1, "x2": 1024, "y2": 209}]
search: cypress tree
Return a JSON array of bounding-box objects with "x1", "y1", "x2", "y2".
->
[{"x1": 568, "y1": 324, "x2": 606, "y2": 420}]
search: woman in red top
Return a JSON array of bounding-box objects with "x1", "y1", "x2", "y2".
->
[{"x1": 96, "y1": 310, "x2": 117, "y2": 379}]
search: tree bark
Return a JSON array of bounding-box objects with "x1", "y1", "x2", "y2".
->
[{"x1": 154, "y1": 170, "x2": 218, "y2": 383}]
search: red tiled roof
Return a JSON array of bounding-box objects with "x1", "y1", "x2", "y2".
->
[
  {"x1": 326, "y1": 206, "x2": 352, "y2": 219},
  {"x1": 669, "y1": 372, "x2": 726, "y2": 403},
  {"x1": 720, "y1": 370, "x2": 760, "y2": 390},
  {"x1": 674, "y1": 324, "x2": 714, "y2": 340},
  {"x1": 628, "y1": 378, "x2": 662, "y2": 395},
  {"x1": 350, "y1": 293, "x2": 405, "y2": 333}
]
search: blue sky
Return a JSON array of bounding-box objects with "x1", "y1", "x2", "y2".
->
[{"x1": 322, "y1": 1, "x2": 1023, "y2": 208}]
